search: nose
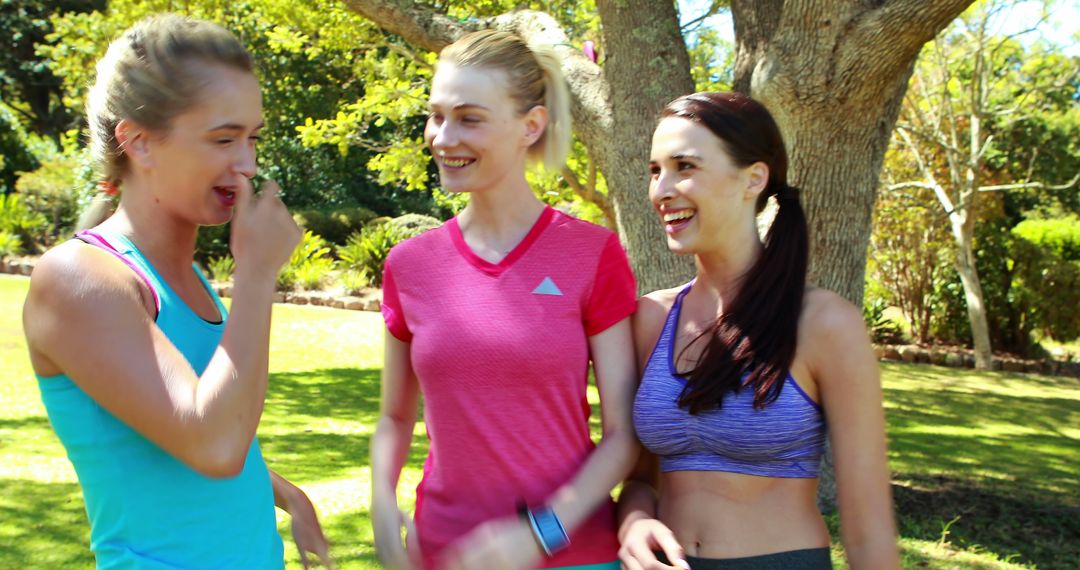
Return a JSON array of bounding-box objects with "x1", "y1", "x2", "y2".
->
[
  {"x1": 427, "y1": 118, "x2": 458, "y2": 151},
  {"x1": 235, "y1": 141, "x2": 257, "y2": 180},
  {"x1": 650, "y1": 168, "x2": 676, "y2": 204}
]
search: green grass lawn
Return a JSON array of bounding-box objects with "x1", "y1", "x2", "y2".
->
[{"x1": 1, "y1": 273, "x2": 1077, "y2": 569}]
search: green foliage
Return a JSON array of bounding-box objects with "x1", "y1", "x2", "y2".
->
[
  {"x1": 386, "y1": 213, "x2": 441, "y2": 236},
  {"x1": 277, "y1": 230, "x2": 335, "y2": 292},
  {"x1": 867, "y1": 188, "x2": 953, "y2": 344},
  {"x1": 687, "y1": 26, "x2": 734, "y2": 92},
  {"x1": 862, "y1": 296, "x2": 906, "y2": 345},
  {"x1": 338, "y1": 269, "x2": 368, "y2": 296},
  {"x1": 0, "y1": 230, "x2": 22, "y2": 259},
  {"x1": 206, "y1": 255, "x2": 235, "y2": 283},
  {"x1": 13, "y1": 131, "x2": 94, "y2": 244},
  {"x1": 0, "y1": 193, "x2": 47, "y2": 253},
  {"x1": 1012, "y1": 217, "x2": 1080, "y2": 260},
  {"x1": 337, "y1": 222, "x2": 409, "y2": 289},
  {"x1": 292, "y1": 207, "x2": 378, "y2": 246},
  {"x1": 195, "y1": 223, "x2": 232, "y2": 266}
]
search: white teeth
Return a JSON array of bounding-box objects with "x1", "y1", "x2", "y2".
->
[
  {"x1": 663, "y1": 210, "x2": 695, "y2": 223},
  {"x1": 442, "y1": 158, "x2": 472, "y2": 168}
]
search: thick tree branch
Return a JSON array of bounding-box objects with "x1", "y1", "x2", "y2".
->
[{"x1": 342, "y1": 0, "x2": 612, "y2": 160}]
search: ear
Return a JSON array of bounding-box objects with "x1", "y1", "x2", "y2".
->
[
  {"x1": 522, "y1": 105, "x2": 549, "y2": 148},
  {"x1": 745, "y1": 162, "x2": 769, "y2": 199},
  {"x1": 115, "y1": 119, "x2": 154, "y2": 169}
]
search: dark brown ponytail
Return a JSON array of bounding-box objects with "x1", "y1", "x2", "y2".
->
[{"x1": 663, "y1": 92, "x2": 809, "y2": 412}]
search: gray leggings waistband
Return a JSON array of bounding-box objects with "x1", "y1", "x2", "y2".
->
[{"x1": 657, "y1": 547, "x2": 833, "y2": 570}]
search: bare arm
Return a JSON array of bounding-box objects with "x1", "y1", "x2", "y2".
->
[
  {"x1": 23, "y1": 181, "x2": 299, "y2": 477},
  {"x1": 370, "y1": 330, "x2": 420, "y2": 569},
  {"x1": 270, "y1": 469, "x2": 333, "y2": 569},
  {"x1": 804, "y1": 291, "x2": 899, "y2": 570}
]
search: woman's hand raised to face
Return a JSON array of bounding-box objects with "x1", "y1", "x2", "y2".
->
[{"x1": 229, "y1": 178, "x2": 301, "y2": 280}]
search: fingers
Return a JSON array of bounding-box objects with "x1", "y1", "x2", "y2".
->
[
  {"x1": 656, "y1": 531, "x2": 689, "y2": 569},
  {"x1": 233, "y1": 176, "x2": 254, "y2": 214},
  {"x1": 258, "y1": 178, "x2": 281, "y2": 202}
]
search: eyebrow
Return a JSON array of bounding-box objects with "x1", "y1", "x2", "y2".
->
[
  {"x1": 208, "y1": 121, "x2": 265, "y2": 132},
  {"x1": 428, "y1": 102, "x2": 491, "y2": 112},
  {"x1": 670, "y1": 152, "x2": 702, "y2": 160}
]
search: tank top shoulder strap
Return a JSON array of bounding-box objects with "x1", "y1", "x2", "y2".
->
[{"x1": 74, "y1": 229, "x2": 162, "y2": 313}]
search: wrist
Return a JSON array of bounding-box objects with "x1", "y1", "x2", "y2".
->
[{"x1": 518, "y1": 502, "x2": 570, "y2": 557}]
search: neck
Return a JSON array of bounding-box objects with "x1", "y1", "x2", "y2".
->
[
  {"x1": 458, "y1": 175, "x2": 545, "y2": 252},
  {"x1": 693, "y1": 222, "x2": 763, "y2": 305},
  {"x1": 96, "y1": 179, "x2": 199, "y2": 273}
]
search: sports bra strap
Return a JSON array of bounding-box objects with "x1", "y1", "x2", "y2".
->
[{"x1": 74, "y1": 230, "x2": 161, "y2": 313}]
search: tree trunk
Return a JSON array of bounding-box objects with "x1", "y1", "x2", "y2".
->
[
  {"x1": 596, "y1": 0, "x2": 696, "y2": 293},
  {"x1": 951, "y1": 218, "x2": 995, "y2": 369}
]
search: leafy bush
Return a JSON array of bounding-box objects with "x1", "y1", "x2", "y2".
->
[
  {"x1": 206, "y1": 255, "x2": 235, "y2": 283},
  {"x1": 339, "y1": 269, "x2": 368, "y2": 296},
  {"x1": 387, "y1": 213, "x2": 441, "y2": 236},
  {"x1": 292, "y1": 206, "x2": 378, "y2": 245},
  {"x1": 337, "y1": 222, "x2": 409, "y2": 289},
  {"x1": 0, "y1": 193, "x2": 48, "y2": 254},
  {"x1": 196, "y1": 223, "x2": 232, "y2": 266},
  {"x1": 14, "y1": 152, "x2": 89, "y2": 244},
  {"x1": 277, "y1": 230, "x2": 335, "y2": 292},
  {"x1": 0, "y1": 230, "x2": 22, "y2": 260},
  {"x1": 862, "y1": 297, "x2": 906, "y2": 345},
  {"x1": 1013, "y1": 217, "x2": 1080, "y2": 261},
  {"x1": 1009, "y1": 218, "x2": 1080, "y2": 343}
]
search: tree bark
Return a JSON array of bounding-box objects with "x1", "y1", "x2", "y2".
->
[
  {"x1": 596, "y1": 0, "x2": 697, "y2": 293},
  {"x1": 731, "y1": 0, "x2": 974, "y2": 304}
]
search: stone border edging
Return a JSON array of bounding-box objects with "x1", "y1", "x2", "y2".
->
[{"x1": 4, "y1": 257, "x2": 1077, "y2": 378}]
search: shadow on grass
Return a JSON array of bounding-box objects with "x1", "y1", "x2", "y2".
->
[
  {"x1": 883, "y1": 367, "x2": 1079, "y2": 498},
  {"x1": 892, "y1": 474, "x2": 1080, "y2": 569},
  {"x1": 0, "y1": 477, "x2": 93, "y2": 568},
  {"x1": 259, "y1": 367, "x2": 429, "y2": 482}
]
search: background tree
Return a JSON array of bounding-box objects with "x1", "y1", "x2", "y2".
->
[{"x1": 885, "y1": 0, "x2": 1079, "y2": 368}]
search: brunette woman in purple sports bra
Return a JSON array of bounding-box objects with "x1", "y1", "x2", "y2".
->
[{"x1": 616, "y1": 93, "x2": 899, "y2": 570}]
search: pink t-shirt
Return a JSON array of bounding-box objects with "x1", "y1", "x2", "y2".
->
[{"x1": 382, "y1": 206, "x2": 636, "y2": 569}]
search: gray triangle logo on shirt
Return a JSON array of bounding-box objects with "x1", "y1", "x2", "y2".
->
[{"x1": 532, "y1": 277, "x2": 563, "y2": 296}]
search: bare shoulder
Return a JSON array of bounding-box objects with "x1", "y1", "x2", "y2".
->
[
  {"x1": 632, "y1": 286, "x2": 683, "y2": 369},
  {"x1": 26, "y1": 241, "x2": 152, "y2": 335},
  {"x1": 799, "y1": 287, "x2": 877, "y2": 387},
  {"x1": 800, "y1": 287, "x2": 868, "y2": 343}
]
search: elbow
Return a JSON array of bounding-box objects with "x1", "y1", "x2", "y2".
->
[{"x1": 182, "y1": 438, "x2": 251, "y2": 479}]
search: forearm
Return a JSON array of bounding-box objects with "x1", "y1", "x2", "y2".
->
[
  {"x1": 616, "y1": 478, "x2": 659, "y2": 541},
  {"x1": 269, "y1": 468, "x2": 298, "y2": 512},
  {"x1": 546, "y1": 423, "x2": 638, "y2": 533},
  {"x1": 186, "y1": 267, "x2": 278, "y2": 456},
  {"x1": 371, "y1": 413, "x2": 416, "y2": 506}
]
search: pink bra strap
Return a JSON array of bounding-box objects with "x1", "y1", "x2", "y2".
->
[{"x1": 74, "y1": 230, "x2": 161, "y2": 312}]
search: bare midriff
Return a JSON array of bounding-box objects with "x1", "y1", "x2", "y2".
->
[{"x1": 658, "y1": 470, "x2": 828, "y2": 558}]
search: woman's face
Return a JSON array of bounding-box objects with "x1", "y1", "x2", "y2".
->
[
  {"x1": 648, "y1": 117, "x2": 763, "y2": 255},
  {"x1": 136, "y1": 64, "x2": 263, "y2": 227},
  {"x1": 424, "y1": 63, "x2": 540, "y2": 194}
]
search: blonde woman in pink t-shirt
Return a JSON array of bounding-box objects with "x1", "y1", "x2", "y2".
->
[{"x1": 370, "y1": 30, "x2": 640, "y2": 570}]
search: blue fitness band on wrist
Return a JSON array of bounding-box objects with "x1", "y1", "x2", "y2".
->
[{"x1": 529, "y1": 505, "x2": 570, "y2": 556}]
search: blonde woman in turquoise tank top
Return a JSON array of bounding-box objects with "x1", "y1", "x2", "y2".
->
[
  {"x1": 617, "y1": 93, "x2": 899, "y2": 570},
  {"x1": 22, "y1": 15, "x2": 331, "y2": 569}
]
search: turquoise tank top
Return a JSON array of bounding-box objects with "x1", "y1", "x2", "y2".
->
[{"x1": 36, "y1": 231, "x2": 284, "y2": 569}]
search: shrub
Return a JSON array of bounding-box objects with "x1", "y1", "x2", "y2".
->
[
  {"x1": 196, "y1": 223, "x2": 232, "y2": 266},
  {"x1": 292, "y1": 207, "x2": 378, "y2": 245},
  {"x1": 339, "y1": 269, "x2": 368, "y2": 296},
  {"x1": 278, "y1": 231, "x2": 335, "y2": 292},
  {"x1": 0, "y1": 193, "x2": 48, "y2": 254},
  {"x1": 206, "y1": 255, "x2": 235, "y2": 283},
  {"x1": 14, "y1": 153, "x2": 87, "y2": 244},
  {"x1": 337, "y1": 222, "x2": 409, "y2": 288},
  {"x1": 387, "y1": 213, "x2": 441, "y2": 236},
  {"x1": 862, "y1": 296, "x2": 906, "y2": 345},
  {"x1": 0, "y1": 230, "x2": 22, "y2": 260}
]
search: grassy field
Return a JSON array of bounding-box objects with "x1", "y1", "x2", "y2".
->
[{"x1": 1, "y1": 273, "x2": 1077, "y2": 569}]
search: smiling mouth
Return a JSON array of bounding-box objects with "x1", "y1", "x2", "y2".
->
[
  {"x1": 440, "y1": 157, "x2": 475, "y2": 168},
  {"x1": 214, "y1": 186, "x2": 236, "y2": 204}
]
